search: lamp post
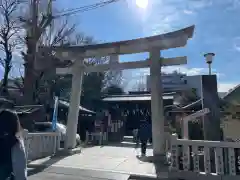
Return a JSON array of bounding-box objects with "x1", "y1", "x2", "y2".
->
[{"x1": 204, "y1": 53, "x2": 215, "y2": 75}]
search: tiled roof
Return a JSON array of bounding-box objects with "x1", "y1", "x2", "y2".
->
[
  {"x1": 58, "y1": 100, "x2": 96, "y2": 114},
  {"x1": 13, "y1": 105, "x2": 43, "y2": 114},
  {"x1": 222, "y1": 84, "x2": 240, "y2": 100},
  {"x1": 102, "y1": 93, "x2": 175, "y2": 102}
]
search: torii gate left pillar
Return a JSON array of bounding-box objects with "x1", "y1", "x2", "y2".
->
[{"x1": 64, "y1": 60, "x2": 84, "y2": 149}]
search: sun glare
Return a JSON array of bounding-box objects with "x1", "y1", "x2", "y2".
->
[{"x1": 136, "y1": 0, "x2": 148, "y2": 9}]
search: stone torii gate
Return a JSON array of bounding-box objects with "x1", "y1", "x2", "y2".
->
[{"x1": 51, "y1": 25, "x2": 195, "y2": 157}]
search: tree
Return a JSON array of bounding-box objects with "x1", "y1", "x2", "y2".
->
[
  {"x1": 20, "y1": 0, "x2": 54, "y2": 104},
  {"x1": 33, "y1": 18, "x2": 75, "y2": 104},
  {"x1": 58, "y1": 33, "x2": 123, "y2": 109},
  {"x1": 81, "y1": 71, "x2": 105, "y2": 109},
  {"x1": 20, "y1": 0, "x2": 76, "y2": 104},
  {"x1": 0, "y1": 0, "x2": 23, "y2": 95},
  {"x1": 21, "y1": 0, "x2": 122, "y2": 105},
  {"x1": 175, "y1": 88, "x2": 199, "y2": 107},
  {"x1": 103, "y1": 57, "x2": 123, "y2": 89}
]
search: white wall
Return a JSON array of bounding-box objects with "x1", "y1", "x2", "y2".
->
[{"x1": 146, "y1": 74, "x2": 187, "y2": 92}]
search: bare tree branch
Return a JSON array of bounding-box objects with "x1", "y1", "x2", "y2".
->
[{"x1": 0, "y1": 0, "x2": 23, "y2": 95}]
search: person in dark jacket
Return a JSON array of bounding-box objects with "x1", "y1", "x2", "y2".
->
[
  {"x1": 0, "y1": 109, "x2": 27, "y2": 180},
  {"x1": 137, "y1": 119, "x2": 151, "y2": 157}
]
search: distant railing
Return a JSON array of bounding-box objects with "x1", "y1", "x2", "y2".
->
[
  {"x1": 169, "y1": 134, "x2": 240, "y2": 180},
  {"x1": 23, "y1": 130, "x2": 60, "y2": 161}
]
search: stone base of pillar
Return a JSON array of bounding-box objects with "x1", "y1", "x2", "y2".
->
[{"x1": 152, "y1": 154, "x2": 169, "y2": 165}]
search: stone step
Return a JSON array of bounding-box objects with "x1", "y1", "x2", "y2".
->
[
  {"x1": 123, "y1": 136, "x2": 134, "y2": 142},
  {"x1": 120, "y1": 141, "x2": 152, "y2": 148},
  {"x1": 128, "y1": 174, "x2": 178, "y2": 180},
  {"x1": 128, "y1": 177, "x2": 178, "y2": 180},
  {"x1": 121, "y1": 141, "x2": 137, "y2": 147}
]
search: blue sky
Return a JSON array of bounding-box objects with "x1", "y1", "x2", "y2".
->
[
  {"x1": 56, "y1": 0, "x2": 240, "y2": 92},
  {"x1": 8, "y1": 0, "x2": 240, "y2": 92}
]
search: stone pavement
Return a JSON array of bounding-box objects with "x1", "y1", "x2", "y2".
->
[
  {"x1": 29, "y1": 166, "x2": 130, "y2": 180},
  {"x1": 28, "y1": 145, "x2": 170, "y2": 179}
]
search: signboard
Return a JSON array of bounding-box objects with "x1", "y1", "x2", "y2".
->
[
  {"x1": 183, "y1": 108, "x2": 210, "y2": 122},
  {"x1": 52, "y1": 96, "x2": 59, "y2": 131}
]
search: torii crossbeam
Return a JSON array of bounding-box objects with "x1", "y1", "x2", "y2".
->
[{"x1": 49, "y1": 25, "x2": 195, "y2": 158}]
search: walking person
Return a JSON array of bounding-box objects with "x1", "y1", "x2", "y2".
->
[
  {"x1": 132, "y1": 128, "x2": 139, "y2": 148},
  {"x1": 147, "y1": 115, "x2": 152, "y2": 144},
  {"x1": 138, "y1": 119, "x2": 151, "y2": 157},
  {"x1": 0, "y1": 109, "x2": 27, "y2": 180}
]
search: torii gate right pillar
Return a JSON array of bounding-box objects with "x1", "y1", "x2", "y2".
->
[{"x1": 149, "y1": 49, "x2": 165, "y2": 157}]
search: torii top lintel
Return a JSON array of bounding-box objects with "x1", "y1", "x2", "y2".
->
[{"x1": 51, "y1": 25, "x2": 194, "y2": 58}]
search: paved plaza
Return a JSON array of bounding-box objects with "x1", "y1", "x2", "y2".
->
[{"x1": 28, "y1": 145, "x2": 170, "y2": 179}]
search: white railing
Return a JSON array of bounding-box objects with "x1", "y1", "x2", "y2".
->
[
  {"x1": 23, "y1": 131, "x2": 60, "y2": 161},
  {"x1": 169, "y1": 134, "x2": 240, "y2": 180}
]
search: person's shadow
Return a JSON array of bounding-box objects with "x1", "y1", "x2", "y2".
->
[{"x1": 136, "y1": 155, "x2": 170, "y2": 178}]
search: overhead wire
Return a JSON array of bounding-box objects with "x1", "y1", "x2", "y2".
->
[
  {"x1": 53, "y1": 0, "x2": 123, "y2": 18},
  {"x1": 57, "y1": 0, "x2": 118, "y2": 14}
]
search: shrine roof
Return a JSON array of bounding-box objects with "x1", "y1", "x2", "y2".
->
[
  {"x1": 102, "y1": 93, "x2": 174, "y2": 102},
  {"x1": 170, "y1": 99, "x2": 202, "y2": 113},
  {"x1": 181, "y1": 99, "x2": 202, "y2": 109},
  {"x1": 14, "y1": 105, "x2": 43, "y2": 115},
  {"x1": 222, "y1": 84, "x2": 240, "y2": 100},
  {"x1": 58, "y1": 100, "x2": 96, "y2": 114}
]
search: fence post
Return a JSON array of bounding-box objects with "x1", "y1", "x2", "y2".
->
[
  {"x1": 215, "y1": 147, "x2": 224, "y2": 175},
  {"x1": 170, "y1": 133, "x2": 179, "y2": 171},
  {"x1": 228, "y1": 148, "x2": 236, "y2": 175},
  {"x1": 57, "y1": 132, "x2": 61, "y2": 151},
  {"x1": 53, "y1": 133, "x2": 57, "y2": 154},
  {"x1": 22, "y1": 129, "x2": 29, "y2": 160},
  {"x1": 164, "y1": 131, "x2": 171, "y2": 153}
]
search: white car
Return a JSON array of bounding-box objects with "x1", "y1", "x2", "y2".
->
[{"x1": 34, "y1": 122, "x2": 81, "y2": 147}]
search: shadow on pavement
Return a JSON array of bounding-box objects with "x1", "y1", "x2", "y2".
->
[
  {"x1": 136, "y1": 155, "x2": 170, "y2": 179},
  {"x1": 27, "y1": 153, "x2": 73, "y2": 176},
  {"x1": 28, "y1": 144, "x2": 99, "y2": 176}
]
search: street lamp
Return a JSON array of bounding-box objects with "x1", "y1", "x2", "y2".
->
[{"x1": 204, "y1": 53, "x2": 215, "y2": 75}]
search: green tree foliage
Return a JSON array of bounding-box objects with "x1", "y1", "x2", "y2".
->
[{"x1": 81, "y1": 72, "x2": 105, "y2": 109}]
